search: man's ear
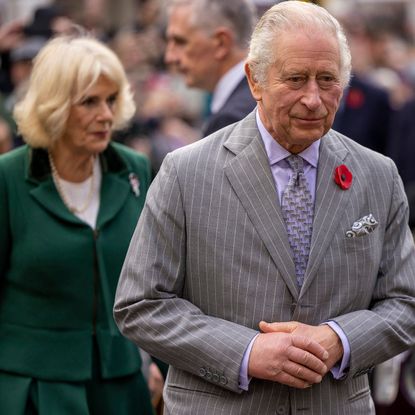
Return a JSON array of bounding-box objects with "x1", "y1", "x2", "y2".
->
[
  {"x1": 245, "y1": 62, "x2": 262, "y2": 101},
  {"x1": 212, "y1": 27, "x2": 233, "y2": 60}
]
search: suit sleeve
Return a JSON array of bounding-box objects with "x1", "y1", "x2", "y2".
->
[
  {"x1": 332, "y1": 159, "x2": 415, "y2": 378},
  {"x1": 114, "y1": 153, "x2": 257, "y2": 393}
]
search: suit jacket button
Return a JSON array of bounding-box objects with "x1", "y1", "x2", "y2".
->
[
  {"x1": 276, "y1": 405, "x2": 286, "y2": 414},
  {"x1": 199, "y1": 368, "x2": 206, "y2": 377},
  {"x1": 212, "y1": 373, "x2": 219, "y2": 382},
  {"x1": 220, "y1": 376, "x2": 228, "y2": 385}
]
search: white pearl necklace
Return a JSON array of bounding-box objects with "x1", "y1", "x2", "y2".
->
[{"x1": 48, "y1": 151, "x2": 96, "y2": 214}]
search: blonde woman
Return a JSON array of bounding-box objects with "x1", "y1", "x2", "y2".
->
[{"x1": 0, "y1": 35, "x2": 154, "y2": 414}]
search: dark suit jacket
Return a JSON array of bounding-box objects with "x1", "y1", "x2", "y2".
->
[
  {"x1": 389, "y1": 97, "x2": 415, "y2": 185},
  {"x1": 202, "y1": 77, "x2": 256, "y2": 136},
  {"x1": 388, "y1": 98, "x2": 415, "y2": 228},
  {"x1": 332, "y1": 75, "x2": 392, "y2": 155}
]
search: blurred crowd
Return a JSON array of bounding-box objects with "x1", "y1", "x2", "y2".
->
[
  {"x1": 324, "y1": 1, "x2": 415, "y2": 241},
  {"x1": 0, "y1": 0, "x2": 204, "y2": 176},
  {"x1": 1, "y1": 1, "x2": 415, "y2": 177}
]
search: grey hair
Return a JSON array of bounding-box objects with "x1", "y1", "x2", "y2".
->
[
  {"x1": 167, "y1": 0, "x2": 257, "y2": 49},
  {"x1": 247, "y1": 1, "x2": 352, "y2": 88}
]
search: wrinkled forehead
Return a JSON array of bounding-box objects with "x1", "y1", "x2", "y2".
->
[{"x1": 274, "y1": 29, "x2": 340, "y2": 63}]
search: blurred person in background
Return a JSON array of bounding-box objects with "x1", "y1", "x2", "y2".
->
[
  {"x1": 133, "y1": 0, "x2": 165, "y2": 69},
  {"x1": 0, "y1": 35, "x2": 154, "y2": 415},
  {"x1": 2, "y1": 36, "x2": 46, "y2": 148},
  {"x1": 22, "y1": 5, "x2": 74, "y2": 39},
  {"x1": 366, "y1": 27, "x2": 415, "y2": 110},
  {"x1": 0, "y1": 19, "x2": 25, "y2": 93},
  {"x1": 389, "y1": 96, "x2": 415, "y2": 233},
  {"x1": 0, "y1": 19, "x2": 26, "y2": 147},
  {"x1": 0, "y1": 4, "x2": 74, "y2": 94},
  {"x1": 332, "y1": 73, "x2": 392, "y2": 155},
  {"x1": 111, "y1": 10, "x2": 202, "y2": 176},
  {"x1": 327, "y1": 2, "x2": 415, "y2": 110},
  {"x1": 0, "y1": 5, "x2": 75, "y2": 149},
  {"x1": 331, "y1": 15, "x2": 393, "y2": 156},
  {"x1": 0, "y1": 116, "x2": 11, "y2": 154},
  {"x1": 165, "y1": 0, "x2": 257, "y2": 136}
]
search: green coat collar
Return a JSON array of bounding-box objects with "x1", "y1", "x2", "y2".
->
[{"x1": 26, "y1": 144, "x2": 135, "y2": 229}]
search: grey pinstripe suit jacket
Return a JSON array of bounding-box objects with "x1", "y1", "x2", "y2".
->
[{"x1": 114, "y1": 111, "x2": 415, "y2": 415}]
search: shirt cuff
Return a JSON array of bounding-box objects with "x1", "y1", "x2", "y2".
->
[
  {"x1": 239, "y1": 334, "x2": 259, "y2": 391},
  {"x1": 325, "y1": 321, "x2": 350, "y2": 379}
]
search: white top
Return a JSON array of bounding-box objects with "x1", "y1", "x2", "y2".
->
[{"x1": 59, "y1": 157, "x2": 102, "y2": 229}]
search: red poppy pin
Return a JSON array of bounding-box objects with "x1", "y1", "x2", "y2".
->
[
  {"x1": 334, "y1": 165, "x2": 352, "y2": 190},
  {"x1": 346, "y1": 88, "x2": 365, "y2": 109}
]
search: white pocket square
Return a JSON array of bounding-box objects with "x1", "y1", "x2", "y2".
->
[{"x1": 346, "y1": 213, "x2": 379, "y2": 238}]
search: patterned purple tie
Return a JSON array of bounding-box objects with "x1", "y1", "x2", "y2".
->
[{"x1": 281, "y1": 155, "x2": 313, "y2": 286}]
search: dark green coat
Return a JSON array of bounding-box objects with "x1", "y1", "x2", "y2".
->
[{"x1": 0, "y1": 142, "x2": 150, "y2": 381}]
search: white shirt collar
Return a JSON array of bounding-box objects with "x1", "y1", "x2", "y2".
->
[{"x1": 210, "y1": 61, "x2": 246, "y2": 114}]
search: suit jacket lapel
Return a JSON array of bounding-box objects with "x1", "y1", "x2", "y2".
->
[
  {"x1": 224, "y1": 113, "x2": 299, "y2": 297},
  {"x1": 301, "y1": 130, "x2": 350, "y2": 294}
]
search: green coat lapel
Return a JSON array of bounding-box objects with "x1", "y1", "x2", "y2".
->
[
  {"x1": 26, "y1": 148, "x2": 84, "y2": 225},
  {"x1": 97, "y1": 168, "x2": 131, "y2": 229},
  {"x1": 26, "y1": 145, "x2": 136, "y2": 229}
]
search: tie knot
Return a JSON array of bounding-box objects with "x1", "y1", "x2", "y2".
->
[{"x1": 286, "y1": 155, "x2": 304, "y2": 174}]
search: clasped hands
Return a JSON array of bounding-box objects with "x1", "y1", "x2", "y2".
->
[{"x1": 248, "y1": 321, "x2": 343, "y2": 389}]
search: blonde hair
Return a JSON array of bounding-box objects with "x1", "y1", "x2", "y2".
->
[{"x1": 14, "y1": 35, "x2": 136, "y2": 148}]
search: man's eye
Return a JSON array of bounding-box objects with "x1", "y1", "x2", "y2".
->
[
  {"x1": 170, "y1": 36, "x2": 186, "y2": 46},
  {"x1": 289, "y1": 77, "x2": 304, "y2": 83},
  {"x1": 286, "y1": 76, "x2": 306, "y2": 88},
  {"x1": 318, "y1": 76, "x2": 338, "y2": 88}
]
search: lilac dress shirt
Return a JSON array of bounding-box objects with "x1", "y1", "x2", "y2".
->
[{"x1": 238, "y1": 111, "x2": 350, "y2": 390}]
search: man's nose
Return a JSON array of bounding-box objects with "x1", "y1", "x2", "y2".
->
[
  {"x1": 164, "y1": 41, "x2": 178, "y2": 66},
  {"x1": 301, "y1": 80, "x2": 322, "y2": 110}
]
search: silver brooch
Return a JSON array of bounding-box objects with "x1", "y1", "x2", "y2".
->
[{"x1": 129, "y1": 173, "x2": 140, "y2": 197}]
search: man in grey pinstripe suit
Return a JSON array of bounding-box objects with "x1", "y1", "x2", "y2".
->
[{"x1": 114, "y1": 2, "x2": 415, "y2": 414}]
